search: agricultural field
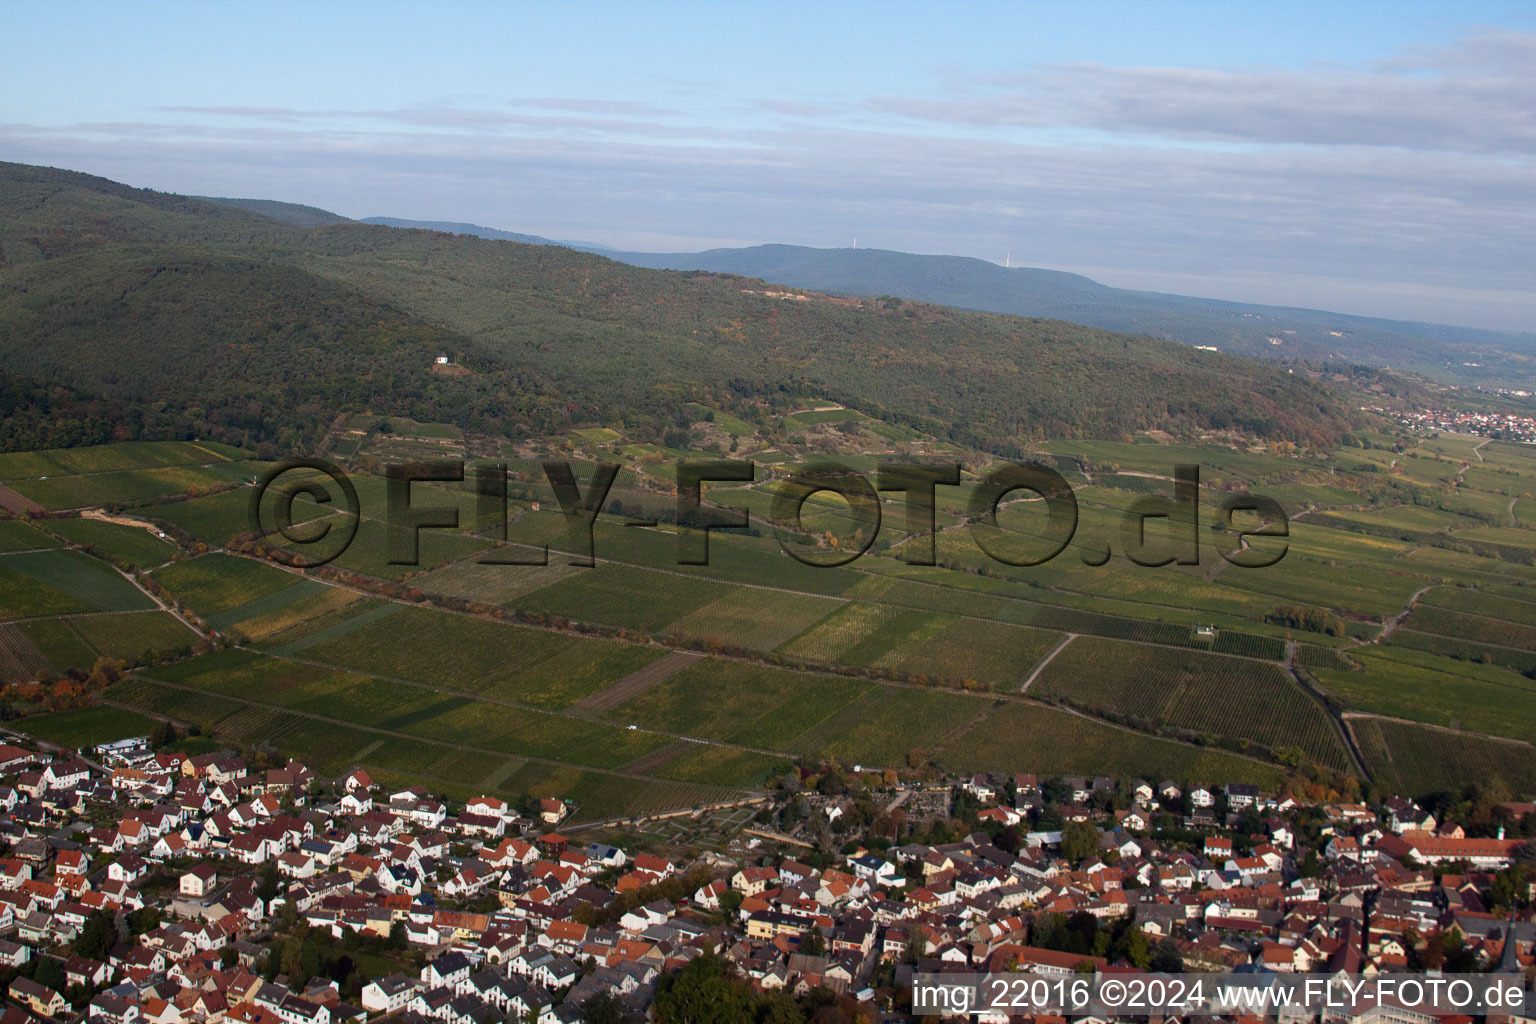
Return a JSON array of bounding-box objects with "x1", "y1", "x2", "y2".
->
[
  {"x1": 10, "y1": 465, "x2": 237, "y2": 511},
  {"x1": 222, "y1": 585, "x2": 365, "y2": 642},
  {"x1": 283, "y1": 604, "x2": 665, "y2": 709},
  {"x1": 0, "y1": 440, "x2": 241, "y2": 480},
  {"x1": 412, "y1": 559, "x2": 583, "y2": 606},
  {"x1": 1418, "y1": 585, "x2": 1536, "y2": 627},
  {"x1": 1353, "y1": 716, "x2": 1536, "y2": 798},
  {"x1": 1388, "y1": 629, "x2": 1536, "y2": 674},
  {"x1": 1030, "y1": 638, "x2": 1349, "y2": 768},
  {"x1": 0, "y1": 520, "x2": 61, "y2": 552},
  {"x1": 152, "y1": 553, "x2": 301, "y2": 617},
  {"x1": 663, "y1": 587, "x2": 845, "y2": 651},
  {"x1": 45, "y1": 517, "x2": 180, "y2": 568},
  {"x1": 893, "y1": 618, "x2": 1063, "y2": 688},
  {"x1": 0, "y1": 561, "x2": 93, "y2": 620},
  {"x1": 790, "y1": 686, "x2": 988, "y2": 767},
  {"x1": 12, "y1": 705, "x2": 162, "y2": 749},
  {"x1": 608, "y1": 659, "x2": 874, "y2": 751},
  {"x1": 68, "y1": 611, "x2": 200, "y2": 662},
  {"x1": 937, "y1": 701, "x2": 1286, "y2": 786},
  {"x1": 1311, "y1": 646, "x2": 1536, "y2": 741},
  {"x1": 6, "y1": 429, "x2": 1535, "y2": 807},
  {"x1": 0, "y1": 549, "x2": 152, "y2": 615},
  {"x1": 1402, "y1": 603, "x2": 1536, "y2": 651},
  {"x1": 515, "y1": 562, "x2": 733, "y2": 631}
]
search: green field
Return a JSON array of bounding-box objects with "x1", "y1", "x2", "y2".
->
[
  {"x1": 46, "y1": 517, "x2": 180, "y2": 568},
  {"x1": 664, "y1": 586, "x2": 844, "y2": 651},
  {"x1": 1031, "y1": 638, "x2": 1349, "y2": 767},
  {"x1": 1312, "y1": 646, "x2": 1536, "y2": 741},
  {"x1": 0, "y1": 549, "x2": 152, "y2": 614},
  {"x1": 286, "y1": 604, "x2": 666, "y2": 709},
  {"x1": 0, "y1": 441, "x2": 240, "y2": 481},
  {"x1": 8, "y1": 430, "x2": 1536, "y2": 804},
  {"x1": 152, "y1": 553, "x2": 301, "y2": 617},
  {"x1": 1353, "y1": 716, "x2": 1536, "y2": 798},
  {"x1": 939, "y1": 702, "x2": 1286, "y2": 786},
  {"x1": 0, "y1": 520, "x2": 62, "y2": 552},
  {"x1": 516, "y1": 562, "x2": 733, "y2": 631},
  {"x1": 895, "y1": 618, "x2": 1064, "y2": 688},
  {"x1": 609, "y1": 659, "x2": 874, "y2": 750},
  {"x1": 69, "y1": 611, "x2": 200, "y2": 662},
  {"x1": 18, "y1": 705, "x2": 162, "y2": 748},
  {"x1": 11, "y1": 465, "x2": 237, "y2": 511},
  {"x1": 1404, "y1": 602, "x2": 1536, "y2": 651}
]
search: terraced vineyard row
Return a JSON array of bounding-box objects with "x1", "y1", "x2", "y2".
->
[
  {"x1": 1405, "y1": 604, "x2": 1536, "y2": 651},
  {"x1": 1390, "y1": 629, "x2": 1536, "y2": 674},
  {"x1": 1419, "y1": 585, "x2": 1536, "y2": 628}
]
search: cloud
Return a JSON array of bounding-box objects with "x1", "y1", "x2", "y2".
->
[
  {"x1": 869, "y1": 28, "x2": 1536, "y2": 156},
  {"x1": 9, "y1": 30, "x2": 1536, "y2": 330}
]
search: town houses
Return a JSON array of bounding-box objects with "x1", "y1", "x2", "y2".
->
[{"x1": 0, "y1": 733, "x2": 1531, "y2": 1024}]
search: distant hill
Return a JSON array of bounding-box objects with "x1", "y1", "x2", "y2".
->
[
  {"x1": 359, "y1": 217, "x2": 561, "y2": 246},
  {"x1": 595, "y1": 244, "x2": 1536, "y2": 385},
  {"x1": 347, "y1": 219, "x2": 1536, "y2": 385},
  {"x1": 0, "y1": 161, "x2": 1362, "y2": 453},
  {"x1": 202, "y1": 197, "x2": 352, "y2": 227}
]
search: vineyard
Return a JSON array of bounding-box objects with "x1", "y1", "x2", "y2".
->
[
  {"x1": 779, "y1": 602, "x2": 903, "y2": 662},
  {"x1": 152, "y1": 554, "x2": 300, "y2": 617},
  {"x1": 792, "y1": 686, "x2": 985, "y2": 767},
  {"x1": 0, "y1": 623, "x2": 51, "y2": 682},
  {"x1": 1420, "y1": 585, "x2": 1536, "y2": 628},
  {"x1": 937, "y1": 702, "x2": 1286, "y2": 786},
  {"x1": 1031, "y1": 638, "x2": 1350, "y2": 768},
  {"x1": 609, "y1": 659, "x2": 872, "y2": 751},
  {"x1": 1390, "y1": 629, "x2": 1536, "y2": 674},
  {"x1": 663, "y1": 587, "x2": 843, "y2": 652},
  {"x1": 517, "y1": 562, "x2": 731, "y2": 632},
  {"x1": 1404, "y1": 603, "x2": 1536, "y2": 651},
  {"x1": 3, "y1": 549, "x2": 152, "y2": 614},
  {"x1": 894, "y1": 618, "x2": 1061, "y2": 689},
  {"x1": 1352, "y1": 716, "x2": 1536, "y2": 797},
  {"x1": 45, "y1": 517, "x2": 179, "y2": 569},
  {"x1": 413, "y1": 559, "x2": 583, "y2": 607}
]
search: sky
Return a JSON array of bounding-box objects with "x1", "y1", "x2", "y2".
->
[{"x1": 4, "y1": 1, "x2": 1535, "y2": 331}]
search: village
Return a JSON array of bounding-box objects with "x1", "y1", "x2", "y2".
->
[{"x1": 0, "y1": 734, "x2": 1532, "y2": 1024}]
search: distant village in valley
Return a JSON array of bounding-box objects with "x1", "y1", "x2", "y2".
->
[
  {"x1": 0, "y1": 729, "x2": 1532, "y2": 1024},
  {"x1": 1393, "y1": 407, "x2": 1536, "y2": 444}
]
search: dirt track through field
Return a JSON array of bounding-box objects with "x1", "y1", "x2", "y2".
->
[{"x1": 575, "y1": 650, "x2": 702, "y2": 712}]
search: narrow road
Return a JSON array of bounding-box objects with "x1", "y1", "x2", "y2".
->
[
  {"x1": 1375, "y1": 585, "x2": 1435, "y2": 644},
  {"x1": 1019, "y1": 633, "x2": 1077, "y2": 692}
]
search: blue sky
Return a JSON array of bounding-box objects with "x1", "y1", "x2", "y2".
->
[{"x1": 5, "y1": 1, "x2": 1535, "y2": 329}]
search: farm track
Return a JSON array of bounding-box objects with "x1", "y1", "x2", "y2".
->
[
  {"x1": 1373, "y1": 584, "x2": 1436, "y2": 645},
  {"x1": 1019, "y1": 634, "x2": 1076, "y2": 692},
  {"x1": 215, "y1": 550, "x2": 1309, "y2": 775},
  {"x1": 121, "y1": 671, "x2": 760, "y2": 789},
  {"x1": 20, "y1": 459, "x2": 1434, "y2": 784},
  {"x1": 1344, "y1": 709, "x2": 1536, "y2": 746},
  {"x1": 1284, "y1": 660, "x2": 1370, "y2": 780},
  {"x1": 573, "y1": 650, "x2": 703, "y2": 712}
]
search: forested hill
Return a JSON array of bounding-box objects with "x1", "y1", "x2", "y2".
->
[
  {"x1": 595, "y1": 245, "x2": 1536, "y2": 384},
  {"x1": 0, "y1": 162, "x2": 1360, "y2": 453}
]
